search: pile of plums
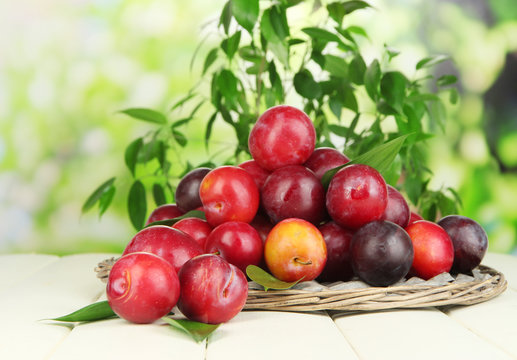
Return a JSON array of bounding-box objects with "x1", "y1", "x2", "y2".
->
[{"x1": 106, "y1": 105, "x2": 488, "y2": 325}]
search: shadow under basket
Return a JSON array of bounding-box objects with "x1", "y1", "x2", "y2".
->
[{"x1": 95, "y1": 257, "x2": 507, "y2": 313}]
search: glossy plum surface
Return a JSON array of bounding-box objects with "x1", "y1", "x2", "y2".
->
[
  {"x1": 205, "y1": 221, "x2": 263, "y2": 273},
  {"x1": 250, "y1": 213, "x2": 275, "y2": 243},
  {"x1": 326, "y1": 164, "x2": 388, "y2": 229},
  {"x1": 382, "y1": 185, "x2": 410, "y2": 228},
  {"x1": 264, "y1": 218, "x2": 327, "y2": 282},
  {"x1": 248, "y1": 105, "x2": 316, "y2": 171},
  {"x1": 199, "y1": 166, "x2": 259, "y2": 227},
  {"x1": 107, "y1": 252, "x2": 180, "y2": 324},
  {"x1": 317, "y1": 221, "x2": 354, "y2": 282},
  {"x1": 407, "y1": 211, "x2": 424, "y2": 227},
  {"x1": 175, "y1": 167, "x2": 211, "y2": 212},
  {"x1": 177, "y1": 254, "x2": 248, "y2": 324},
  {"x1": 172, "y1": 217, "x2": 213, "y2": 249},
  {"x1": 261, "y1": 165, "x2": 326, "y2": 225},
  {"x1": 304, "y1": 147, "x2": 350, "y2": 180},
  {"x1": 238, "y1": 159, "x2": 271, "y2": 190},
  {"x1": 145, "y1": 204, "x2": 184, "y2": 226},
  {"x1": 438, "y1": 215, "x2": 488, "y2": 273},
  {"x1": 350, "y1": 220, "x2": 414, "y2": 286},
  {"x1": 122, "y1": 225, "x2": 203, "y2": 273},
  {"x1": 406, "y1": 220, "x2": 454, "y2": 280}
]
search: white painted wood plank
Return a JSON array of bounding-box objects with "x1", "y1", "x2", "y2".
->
[
  {"x1": 333, "y1": 308, "x2": 513, "y2": 360},
  {"x1": 206, "y1": 311, "x2": 358, "y2": 360},
  {"x1": 48, "y1": 318, "x2": 206, "y2": 360},
  {"x1": 483, "y1": 252, "x2": 517, "y2": 290},
  {"x1": 445, "y1": 288, "x2": 517, "y2": 359},
  {"x1": 0, "y1": 253, "x2": 59, "y2": 291},
  {"x1": 0, "y1": 253, "x2": 116, "y2": 360}
]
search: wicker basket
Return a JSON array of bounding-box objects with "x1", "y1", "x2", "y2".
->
[{"x1": 95, "y1": 258, "x2": 507, "y2": 312}]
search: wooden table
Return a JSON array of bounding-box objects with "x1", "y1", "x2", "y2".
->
[{"x1": 1, "y1": 252, "x2": 516, "y2": 360}]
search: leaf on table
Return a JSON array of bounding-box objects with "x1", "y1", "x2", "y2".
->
[
  {"x1": 246, "y1": 265, "x2": 303, "y2": 291},
  {"x1": 321, "y1": 134, "x2": 410, "y2": 188},
  {"x1": 48, "y1": 301, "x2": 116, "y2": 323},
  {"x1": 145, "y1": 210, "x2": 206, "y2": 228},
  {"x1": 162, "y1": 317, "x2": 219, "y2": 343}
]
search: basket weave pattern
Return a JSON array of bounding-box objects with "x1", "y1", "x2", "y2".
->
[{"x1": 95, "y1": 258, "x2": 507, "y2": 312}]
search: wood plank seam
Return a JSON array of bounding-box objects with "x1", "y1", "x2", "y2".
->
[{"x1": 438, "y1": 292, "x2": 517, "y2": 360}]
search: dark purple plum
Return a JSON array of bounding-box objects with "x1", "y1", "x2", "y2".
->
[
  {"x1": 317, "y1": 221, "x2": 354, "y2": 282},
  {"x1": 261, "y1": 165, "x2": 326, "y2": 225},
  {"x1": 437, "y1": 215, "x2": 488, "y2": 273},
  {"x1": 175, "y1": 167, "x2": 211, "y2": 212},
  {"x1": 382, "y1": 185, "x2": 410, "y2": 228},
  {"x1": 351, "y1": 220, "x2": 414, "y2": 286}
]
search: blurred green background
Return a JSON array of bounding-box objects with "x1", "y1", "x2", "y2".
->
[{"x1": 1, "y1": 0, "x2": 516, "y2": 255}]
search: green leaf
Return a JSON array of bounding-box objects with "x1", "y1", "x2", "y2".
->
[
  {"x1": 98, "y1": 185, "x2": 115, "y2": 217},
  {"x1": 49, "y1": 301, "x2": 116, "y2": 322},
  {"x1": 128, "y1": 180, "x2": 147, "y2": 231},
  {"x1": 341, "y1": 86, "x2": 358, "y2": 112},
  {"x1": 327, "y1": 2, "x2": 346, "y2": 24},
  {"x1": 328, "y1": 0, "x2": 371, "y2": 23},
  {"x1": 406, "y1": 93, "x2": 441, "y2": 102},
  {"x1": 269, "y1": 5, "x2": 290, "y2": 40},
  {"x1": 145, "y1": 210, "x2": 206, "y2": 227},
  {"x1": 119, "y1": 108, "x2": 166, "y2": 125},
  {"x1": 416, "y1": 54, "x2": 450, "y2": 70},
  {"x1": 449, "y1": 87, "x2": 459, "y2": 105},
  {"x1": 231, "y1": 0, "x2": 259, "y2": 34},
  {"x1": 349, "y1": 54, "x2": 366, "y2": 85},
  {"x1": 404, "y1": 174, "x2": 425, "y2": 205},
  {"x1": 364, "y1": 59, "x2": 381, "y2": 101},
  {"x1": 321, "y1": 134, "x2": 409, "y2": 187},
  {"x1": 217, "y1": 70, "x2": 239, "y2": 109},
  {"x1": 124, "y1": 137, "x2": 143, "y2": 176},
  {"x1": 238, "y1": 45, "x2": 263, "y2": 63},
  {"x1": 302, "y1": 27, "x2": 342, "y2": 45},
  {"x1": 205, "y1": 112, "x2": 218, "y2": 149},
  {"x1": 170, "y1": 93, "x2": 196, "y2": 112},
  {"x1": 329, "y1": 96, "x2": 342, "y2": 120},
  {"x1": 246, "y1": 265, "x2": 303, "y2": 291},
  {"x1": 385, "y1": 44, "x2": 400, "y2": 61},
  {"x1": 347, "y1": 25, "x2": 369, "y2": 40},
  {"x1": 437, "y1": 74, "x2": 457, "y2": 87},
  {"x1": 323, "y1": 54, "x2": 348, "y2": 77},
  {"x1": 342, "y1": 0, "x2": 372, "y2": 14},
  {"x1": 221, "y1": 31, "x2": 241, "y2": 61},
  {"x1": 202, "y1": 48, "x2": 219, "y2": 75},
  {"x1": 152, "y1": 183, "x2": 167, "y2": 207},
  {"x1": 172, "y1": 129, "x2": 187, "y2": 147},
  {"x1": 82, "y1": 177, "x2": 116, "y2": 213},
  {"x1": 260, "y1": 8, "x2": 289, "y2": 67},
  {"x1": 171, "y1": 117, "x2": 193, "y2": 129},
  {"x1": 162, "y1": 317, "x2": 219, "y2": 343},
  {"x1": 428, "y1": 100, "x2": 446, "y2": 131},
  {"x1": 380, "y1": 71, "x2": 407, "y2": 112},
  {"x1": 293, "y1": 69, "x2": 321, "y2": 99},
  {"x1": 219, "y1": 1, "x2": 232, "y2": 35}
]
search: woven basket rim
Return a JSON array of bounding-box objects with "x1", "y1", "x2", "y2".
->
[{"x1": 95, "y1": 258, "x2": 507, "y2": 312}]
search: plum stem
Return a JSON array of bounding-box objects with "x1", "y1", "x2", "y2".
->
[{"x1": 294, "y1": 257, "x2": 312, "y2": 266}]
